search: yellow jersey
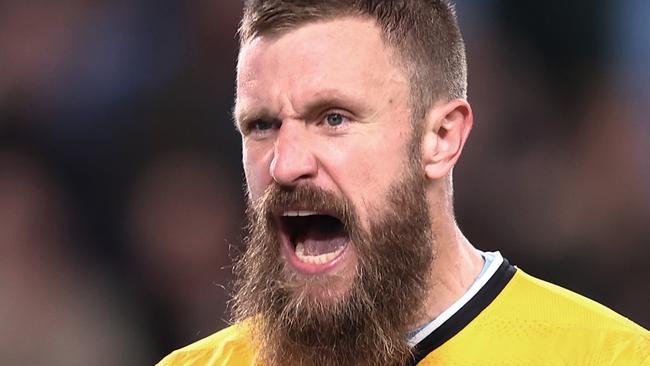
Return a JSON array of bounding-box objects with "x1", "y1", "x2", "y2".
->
[{"x1": 158, "y1": 259, "x2": 649, "y2": 365}]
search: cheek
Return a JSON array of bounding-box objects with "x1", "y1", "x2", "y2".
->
[
  {"x1": 242, "y1": 145, "x2": 270, "y2": 200},
  {"x1": 326, "y1": 132, "x2": 410, "y2": 213},
  {"x1": 355, "y1": 132, "x2": 410, "y2": 178},
  {"x1": 242, "y1": 165, "x2": 256, "y2": 200}
]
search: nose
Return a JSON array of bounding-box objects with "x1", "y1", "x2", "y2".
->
[{"x1": 270, "y1": 123, "x2": 317, "y2": 186}]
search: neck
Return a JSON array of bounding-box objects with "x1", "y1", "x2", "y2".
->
[{"x1": 411, "y1": 221, "x2": 484, "y2": 330}]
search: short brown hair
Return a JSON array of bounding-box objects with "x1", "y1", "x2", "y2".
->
[{"x1": 239, "y1": 0, "x2": 467, "y2": 118}]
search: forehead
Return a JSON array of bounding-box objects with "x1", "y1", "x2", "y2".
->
[{"x1": 235, "y1": 17, "x2": 408, "y2": 119}]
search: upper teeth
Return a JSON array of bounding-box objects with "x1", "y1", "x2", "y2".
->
[{"x1": 282, "y1": 210, "x2": 319, "y2": 217}]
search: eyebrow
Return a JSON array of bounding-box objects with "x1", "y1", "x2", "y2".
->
[
  {"x1": 232, "y1": 104, "x2": 278, "y2": 132},
  {"x1": 233, "y1": 90, "x2": 366, "y2": 130},
  {"x1": 301, "y1": 94, "x2": 361, "y2": 119}
]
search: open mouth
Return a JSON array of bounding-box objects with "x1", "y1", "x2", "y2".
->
[{"x1": 278, "y1": 210, "x2": 349, "y2": 267}]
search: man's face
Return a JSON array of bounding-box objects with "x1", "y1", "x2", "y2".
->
[
  {"x1": 233, "y1": 17, "x2": 436, "y2": 366},
  {"x1": 235, "y1": 17, "x2": 418, "y2": 298}
]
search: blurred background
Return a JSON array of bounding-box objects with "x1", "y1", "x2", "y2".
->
[{"x1": 0, "y1": 1, "x2": 647, "y2": 364}]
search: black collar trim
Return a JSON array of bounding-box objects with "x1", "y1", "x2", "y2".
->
[{"x1": 407, "y1": 258, "x2": 517, "y2": 365}]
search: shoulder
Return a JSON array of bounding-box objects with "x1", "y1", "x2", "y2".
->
[
  {"x1": 489, "y1": 268, "x2": 649, "y2": 363},
  {"x1": 504, "y1": 269, "x2": 646, "y2": 332},
  {"x1": 156, "y1": 323, "x2": 256, "y2": 366},
  {"x1": 421, "y1": 267, "x2": 649, "y2": 366}
]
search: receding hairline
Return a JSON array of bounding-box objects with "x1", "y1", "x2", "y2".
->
[
  {"x1": 238, "y1": 6, "x2": 370, "y2": 45},
  {"x1": 238, "y1": 14, "x2": 408, "y2": 67},
  {"x1": 236, "y1": 15, "x2": 428, "y2": 107}
]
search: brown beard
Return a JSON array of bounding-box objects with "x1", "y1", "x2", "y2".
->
[{"x1": 231, "y1": 152, "x2": 434, "y2": 366}]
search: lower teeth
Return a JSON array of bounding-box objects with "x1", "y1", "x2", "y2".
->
[{"x1": 295, "y1": 242, "x2": 345, "y2": 265}]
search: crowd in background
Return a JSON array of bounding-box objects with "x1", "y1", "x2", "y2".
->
[{"x1": 0, "y1": 1, "x2": 648, "y2": 364}]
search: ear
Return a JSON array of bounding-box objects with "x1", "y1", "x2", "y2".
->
[{"x1": 421, "y1": 99, "x2": 473, "y2": 180}]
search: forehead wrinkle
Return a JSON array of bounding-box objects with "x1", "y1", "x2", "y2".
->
[
  {"x1": 236, "y1": 17, "x2": 412, "y2": 127},
  {"x1": 236, "y1": 93, "x2": 300, "y2": 128},
  {"x1": 291, "y1": 88, "x2": 365, "y2": 117},
  {"x1": 287, "y1": 50, "x2": 409, "y2": 121}
]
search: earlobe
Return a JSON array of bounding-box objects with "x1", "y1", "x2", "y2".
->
[{"x1": 421, "y1": 99, "x2": 473, "y2": 180}]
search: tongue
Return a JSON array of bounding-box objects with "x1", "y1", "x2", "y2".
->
[
  {"x1": 293, "y1": 215, "x2": 347, "y2": 256},
  {"x1": 298, "y1": 236, "x2": 347, "y2": 256}
]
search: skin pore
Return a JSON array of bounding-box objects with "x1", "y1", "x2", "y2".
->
[{"x1": 233, "y1": 16, "x2": 483, "y2": 365}]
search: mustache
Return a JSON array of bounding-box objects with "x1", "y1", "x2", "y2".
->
[{"x1": 256, "y1": 183, "x2": 357, "y2": 229}]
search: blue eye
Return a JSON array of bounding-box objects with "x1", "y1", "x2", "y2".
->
[
  {"x1": 325, "y1": 113, "x2": 345, "y2": 127},
  {"x1": 250, "y1": 120, "x2": 274, "y2": 131}
]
